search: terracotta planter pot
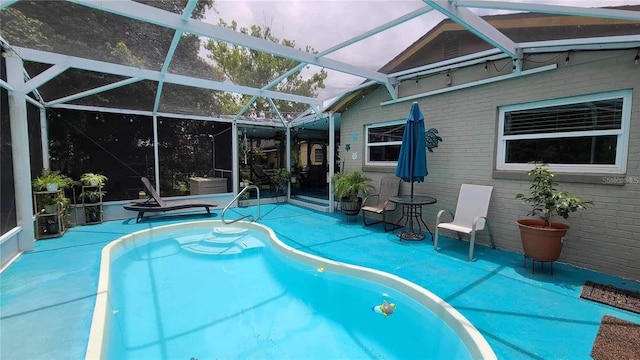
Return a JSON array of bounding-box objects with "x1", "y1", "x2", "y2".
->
[
  {"x1": 340, "y1": 197, "x2": 362, "y2": 216},
  {"x1": 516, "y1": 219, "x2": 569, "y2": 262}
]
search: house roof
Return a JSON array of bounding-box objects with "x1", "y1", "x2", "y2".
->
[{"x1": 327, "y1": 5, "x2": 640, "y2": 114}]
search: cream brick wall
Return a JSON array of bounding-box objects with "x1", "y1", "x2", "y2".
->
[{"x1": 339, "y1": 49, "x2": 640, "y2": 280}]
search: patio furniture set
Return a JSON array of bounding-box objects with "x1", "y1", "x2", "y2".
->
[{"x1": 362, "y1": 178, "x2": 495, "y2": 261}]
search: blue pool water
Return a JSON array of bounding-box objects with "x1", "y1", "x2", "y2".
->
[{"x1": 105, "y1": 224, "x2": 473, "y2": 359}]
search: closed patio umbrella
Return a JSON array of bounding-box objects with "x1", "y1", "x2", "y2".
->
[{"x1": 395, "y1": 102, "x2": 427, "y2": 198}]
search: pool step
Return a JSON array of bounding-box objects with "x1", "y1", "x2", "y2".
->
[
  {"x1": 182, "y1": 243, "x2": 244, "y2": 255},
  {"x1": 212, "y1": 226, "x2": 249, "y2": 235},
  {"x1": 177, "y1": 229, "x2": 264, "y2": 255}
]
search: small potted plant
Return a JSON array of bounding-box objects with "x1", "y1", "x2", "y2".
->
[
  {"x1": 515, "y1": 163, "x2": 592, "y2": 262},
  {"x1": 33, "y1": 169, "x2": 74, "y2": 192},
  {"x1": 40, "y1": 195, "x2": 60, "y2": 214},
  {"x1": 80, "y1": 173, "x2": 108, "y2": 187},
  {"x1": 332, "y1": 171, "x2": 373, "y2": 216}
]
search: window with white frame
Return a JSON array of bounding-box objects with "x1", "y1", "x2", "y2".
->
[
  {"x1": 497, "y1": 90, "x2": 632, "y2": 174},
  {"x1": 365, "y1": 120, "x2": 405, "y2": 166}
]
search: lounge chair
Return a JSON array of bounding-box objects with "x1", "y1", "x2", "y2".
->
[
  {"x1": 434, "y1": 184, "x2": 496, "y2": 261},
  {"x1": 362, "y1": 176, "x2": 401, "y2": 231},
  {"x1": 124, "y1": 177, "x2": 218, "y2": 223}
]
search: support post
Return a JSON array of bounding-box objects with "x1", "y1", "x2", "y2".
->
[
  {"x1": 328, "y1": 113, "x2": 335, "y2": 213},
  {"x1": 152, "y1": 115, "x2": 160, "y2": 193},
  {"x1": 4, "y1": 50, "x2": 35, "y2": 251},
  {"x1": 232, "y1": 122, "x2": 239, "y2": 195},
  {"x1": 39, "y1": 108, "x2": 49, "y2": 169},
  {"x1": 286, "y1": 126, "x2": 291, "y2": 201}
]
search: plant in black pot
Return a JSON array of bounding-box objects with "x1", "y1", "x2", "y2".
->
[
  {"x1": 84, "y1": 205, "x2": 101, "y2": 223},
  {"x1": 333, "y1": 171, "x2": 372, "y2": 216},
  {"x1": 238, "y1": 191, "x2": 251, "y2": 208},
  {"x1": 78, "y1": 190, "x2": 105, "y2": 204},
  {"x1": 271, "y1": 168, "x2": 291, "y2": 201},
  {"x1": 515, "y1": 164, "x2": 592, "y2": 262},
  {"x1": 45, "y1": 217, "x2": 60, "y2": 234}
]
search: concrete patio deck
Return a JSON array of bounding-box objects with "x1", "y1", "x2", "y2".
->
[{"x1": 1, "y1": 203, "x2": 639, "y2": 359}]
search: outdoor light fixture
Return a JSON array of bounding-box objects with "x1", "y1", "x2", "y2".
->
[
  {"x1": 635, "y1": 49, "x2": 639, "y2": 65},
  {"x1": 445, "y1": 73, "x2": 452, "y2": 86},
  {"x1": 565, "y1": 52, "x2": 571, "y2": 65},
  {"x1": 484, "y1": 62, "x2": 488, "y2": 72}
]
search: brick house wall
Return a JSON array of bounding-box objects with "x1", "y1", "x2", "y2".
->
[{"x1": 338, "y1": 49, "x2": 640, "y2": 280}]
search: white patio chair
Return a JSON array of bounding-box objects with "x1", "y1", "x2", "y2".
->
[{"x1": 434, "y1": 184, "x2": 496, "y2": 261}]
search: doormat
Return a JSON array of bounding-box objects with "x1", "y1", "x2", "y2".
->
[
  {"x1": 580, "y1": 281, "x2": 640, "y2": 314},
  {"x1": 591, "y1": 315, "x2": 640, "y2": 360}
]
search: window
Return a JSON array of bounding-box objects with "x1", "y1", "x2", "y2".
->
[
  {"x1": 497, "y1": 90, "x2": 632, "y2": 174},
  {"x1": 309, "y1": 144, "x2": 324, "y2": 165},
  {"x1": 314, "y1": 148, "x2": 324, "y2": 163},
  {"x1": 365, "y1": 120, "x2": 405, "y2": 166}
]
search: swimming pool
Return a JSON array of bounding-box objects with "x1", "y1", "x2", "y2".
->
[{"x1": 86, "y1": 220, "x2": 495, "y2": 359}]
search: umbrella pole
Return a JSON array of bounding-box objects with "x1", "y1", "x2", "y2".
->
[
  {"x1": 410, "y1": 164, "x2": 414, "y2": 199},
  {"x1": 409, "y1": 176, "x2": 414, "y2": 234}
]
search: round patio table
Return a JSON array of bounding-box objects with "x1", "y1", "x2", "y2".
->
[{"x1": 389, "y1": 195, "x2": 437, "y2": 241}]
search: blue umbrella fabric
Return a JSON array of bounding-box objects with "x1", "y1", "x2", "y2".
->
[{"x1": 395, "y1": 102, "x2": 427, "y2": 198}]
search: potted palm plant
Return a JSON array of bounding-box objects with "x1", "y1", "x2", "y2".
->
[
  {"x1": 333, "y1": 171, "x2": 373, "y2": 216},
  {"x1": 33, "y1": 169, "x2": 75, "y2": 191},
  {"x1": 516, "y1": 164, "x2": 592, "y2": 262}
]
